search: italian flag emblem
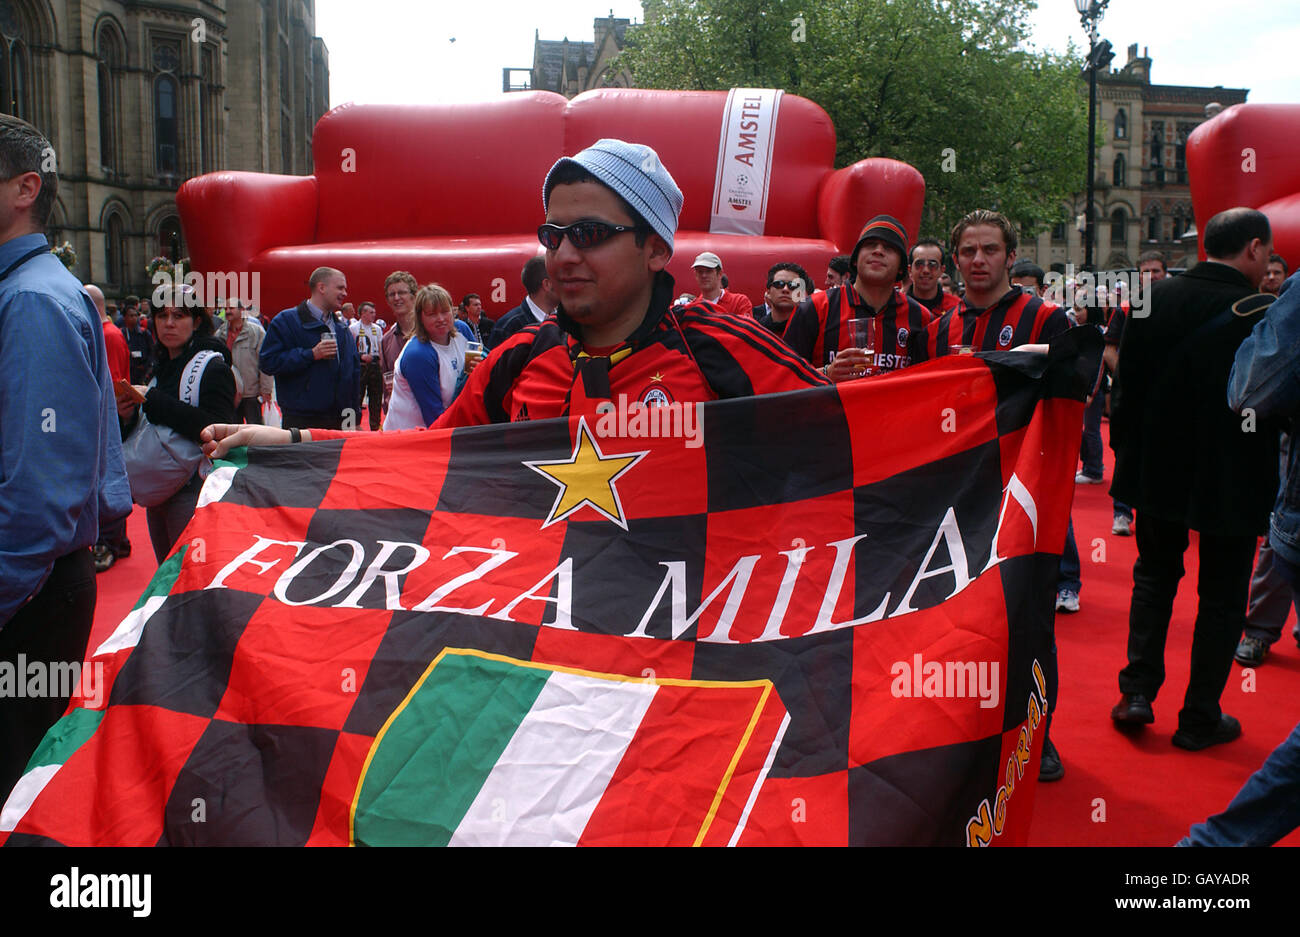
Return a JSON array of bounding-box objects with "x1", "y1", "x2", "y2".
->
[{"x1": 351, "y1": 650, "x2": 789, "y2": 846}]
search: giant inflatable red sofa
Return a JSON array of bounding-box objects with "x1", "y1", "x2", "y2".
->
[
  {"x1": 1188, "y1": 102, "x2": 1300, "y2": 269},
  {"x1": 176, "y1": 89, "x2": 925, "y2": 317}
]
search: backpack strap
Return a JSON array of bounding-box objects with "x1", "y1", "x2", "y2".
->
[{"x1": 180, "y1": 350, "x2": 221, "y2": 406}]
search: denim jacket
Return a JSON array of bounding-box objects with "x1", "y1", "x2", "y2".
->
[{"x1": 1229, "y1": 271, "x2": 1300, "y2": 564}]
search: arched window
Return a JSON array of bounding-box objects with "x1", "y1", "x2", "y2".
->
[
  {"x1": 1113, "y1": 153, "x2": 1126, "y2": 188},
  {"x1": 10, "y1": 40, "x2": 26, "y2": 119},
  {"x1": 97, "y1": 62, "x2": 112, "y2": 165},
  {"x1": 1115, "y1": 109, "x2": 1127, "y2": 140},
  {"x1": 152, "y1": 39, "x2": 181, "y2": 178},
  {"x1": 157, "y1": 215, "x2": 182, "y2": 262},
  {"x1": 0, "y1": 2, "x2": 43, "y2": 121},
  {"x1": 97, "y1": 25, "x2": 125, "y2": 172},
  {"x1": 105, "y1": 212, "x2": 126, "y2": 286},
  {"x1": 201, "y1": 45, "x2": 219, "y2": 173},
  {"x1": 155, "y1": 75, "x2": 178, "y2": 175},
  {"x1": 1111, "y1": 208, "x2": 1126, "y2": 245},
  {"x1": 1171, "y1": 208, "x2": 1186, "y2": 240},
  {"x1": 1148, "y1": 206, "x2": 1161, "y2": 241}
]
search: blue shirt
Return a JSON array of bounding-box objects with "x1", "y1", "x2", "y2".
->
[{"x1": 0, "y1": 232, "x2": 131, "y2": 624}]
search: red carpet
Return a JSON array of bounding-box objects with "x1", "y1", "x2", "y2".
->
[
  {"x1": 1027, "y1": 456, "x2": 1300, "y2": 847},
  {"x1": 88, "y1": 420, "x2": 1300, "y2": 846}
]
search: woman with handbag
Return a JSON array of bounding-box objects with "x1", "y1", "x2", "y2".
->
[{"x1": 118, "y1": 297, "x2": 237, "y2": 562}]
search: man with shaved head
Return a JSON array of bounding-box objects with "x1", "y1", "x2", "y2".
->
[
  {"x1": 259, "y1": 266, "x2": 361, "y2": 430},
  {"x1": 86, "y1": 284, "x2": 130, "y2": 390}
]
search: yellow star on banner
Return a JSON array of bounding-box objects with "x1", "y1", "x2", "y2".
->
[
  {"x1": 523, "y1": 418, "x2": 649, "y2": 529},
  {"x1": 649, "y1": 372, "x2": 664, "y2": 383}
]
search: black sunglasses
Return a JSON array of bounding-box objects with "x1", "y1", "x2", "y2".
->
[
  {"x1": 538, "y1": 221, "x2": 642, "y2": 250},
  {"x1": 768, "y1": 279, "x2": 800, "y2": 290}
]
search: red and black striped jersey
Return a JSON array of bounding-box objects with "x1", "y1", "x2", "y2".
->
[
  {"x1": 433, "y1": 273, "x2": 829, "y2": 427},
  {"x1": 908, "y1": 286, "x2": 961, "y2": 316},
  {"x1": 781, "y1": 284, "x2": 932, "y2": 373},
  {"x1": 911, "y1": 287, "x2": 1071, "y2": 362}
]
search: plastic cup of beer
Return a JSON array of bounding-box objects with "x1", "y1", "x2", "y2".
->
[
  {"x1": 848, "y1": 317, "x2": 875, "y2": 377},
  {"x1": 465, "y1": 341, "x2": 484, "y2": 369}
]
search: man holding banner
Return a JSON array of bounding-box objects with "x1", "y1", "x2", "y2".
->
[
  {"x1": 0, "y1": 128, "x2": 1096, "y2": 847},
  {"x1": 203, "y1": 139, "x2": 825, "y2": 450}
]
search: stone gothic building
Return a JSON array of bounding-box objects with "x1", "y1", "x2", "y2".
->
[
  {"x1": 503, "y1": 13, "x2": 632, "y2": 96},
  {"x1": 0, "y1": 0, "x2": 328, "y2": 300},
  {"x1": 1020, "y1": 44, "x2": 1247, "y2": 273}
]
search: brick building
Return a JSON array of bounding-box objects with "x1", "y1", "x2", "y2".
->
[
  {"x1": 503, "y1": 12, "x2": 632, "y2": 96},
  {"x1": 0, "y1": 0, "x2": 328, "y2": 300},
  {"x1": 1021, "y1": 44, "x2": 1247, "y2": 273}
]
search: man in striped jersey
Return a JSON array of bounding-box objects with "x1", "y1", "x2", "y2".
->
[
  {"x1": 202, "y1": 139, "x2": 825, "y2": 453},
  {"x1": 354, "y1": 302, "x2": 385, "y2": 431},
  {"x1": 913, "y1": 210, "x2": 1071, "y2": 361},
  {"x1": 428, "y1": 141, "x2": 825, "y2": 425},
  {"x1": 781, "y1": 214, "x2": 931, "y2": 381}
]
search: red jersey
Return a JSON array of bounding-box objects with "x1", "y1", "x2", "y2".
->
[
  {"x1": 102, "y1": 319, "x2": 130, "y2": 383},
  {"x1": 433, "y1": 274, "x2": 828, "y2": 427},
  {"x1": 700, "y1": 290, "x2": 755, "y2": 319},
  {"x1": 912, "y1": 287, "x2": 1071, "y2": 362},
  {"x1": 781, "y1": 283, "x2": 932, "y2": 373}
]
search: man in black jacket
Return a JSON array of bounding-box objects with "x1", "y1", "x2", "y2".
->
[
  {"x1": 487, "y1": 256, "x2": 557, "y2": 350},
  {"x1": 259, "y1": 267, "x2": 361, "y2": 430},
  {"x1": 120, "y1": 301, "x2": 154, "y2": 384},
  {"x1": 1109, "y1": 207, "x2": 1277, "y2": 750}
]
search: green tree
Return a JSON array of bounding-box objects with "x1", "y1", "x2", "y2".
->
[{"x1": 620, "y1": 0, "x2": 1088, "y2": 245}]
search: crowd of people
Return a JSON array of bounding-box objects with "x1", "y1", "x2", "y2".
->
[{"x1": 5, "y1": 108, "x2": 1300, "y2": 844}]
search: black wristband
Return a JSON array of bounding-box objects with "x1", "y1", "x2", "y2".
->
[{"x1": 289, "y1": 428, "x2": 302, "y2": 444}]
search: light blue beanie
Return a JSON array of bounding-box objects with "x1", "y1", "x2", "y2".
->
[{"x1": 543, "y1": 139, "x2": 684, "y2": 253}]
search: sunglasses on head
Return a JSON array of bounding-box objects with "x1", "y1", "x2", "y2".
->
[
  {"x1": 538, "y1": 220, "x2": 642, "y2": 250},
  {"x1": 768, "y1": 279, "x2": 800, "y2": 290}
]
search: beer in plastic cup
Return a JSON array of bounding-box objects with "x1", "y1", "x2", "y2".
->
[
  {"x1": 848, "y1": 317, "x2": 875, "y2": 377},
  {"x1": 465, "y1": 341, "x2": 484, "y2": 368}
]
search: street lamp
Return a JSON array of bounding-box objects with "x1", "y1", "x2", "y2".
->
[{"x1": 1076, "y1": 0, "x2": 1114, "y2": 273}]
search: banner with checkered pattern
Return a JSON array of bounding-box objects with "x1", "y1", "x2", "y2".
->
[{"x1": 1, "y1": 332, "x2": 1098, "y2": 846}]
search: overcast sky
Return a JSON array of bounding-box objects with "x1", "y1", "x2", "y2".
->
[{"x1": 315, "y1": 1, "x2": 1300, "y2": 106}]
